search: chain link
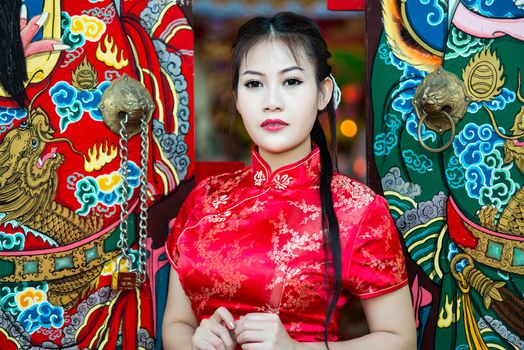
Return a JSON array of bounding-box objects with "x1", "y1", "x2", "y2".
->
[
  {"x1": 117, "y1": 114, "x2": 132, "y2": 265},
  {"x1": 137, "y1": 117, "x2": 150, "y2": 284}
]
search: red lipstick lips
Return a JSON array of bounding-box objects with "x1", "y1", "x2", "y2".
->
[{"x1": 261, "y1": 119, "x2": 288, "y2": 131}]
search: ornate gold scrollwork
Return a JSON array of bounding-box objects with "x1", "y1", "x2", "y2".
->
[
  {"x1": 450, "y1": 253, "x2": 505, "y2": 309},
  {"x1": 413, "y1": 68, "x2": 470, "y2": 152}
]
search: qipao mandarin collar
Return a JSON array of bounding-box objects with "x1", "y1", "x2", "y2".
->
[{"x1": 251, "y1": 145, "x2": 321, "y2": 190}]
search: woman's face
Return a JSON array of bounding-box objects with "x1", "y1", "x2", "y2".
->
[{"x1": 236, "y1": 39, "x2": 331, "y2": 167}]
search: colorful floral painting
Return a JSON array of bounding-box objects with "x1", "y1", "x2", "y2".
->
[
  {"x1": 0, "y1": 0, "x2": 193, "y2": 348},
  {"x1": 371, "y1": 1, "x2": 524, "y2": 349}
]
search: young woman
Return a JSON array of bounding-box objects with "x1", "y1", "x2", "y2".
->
[{"x1": 163, "y1": 12, "x2": 416, "y2": 350}]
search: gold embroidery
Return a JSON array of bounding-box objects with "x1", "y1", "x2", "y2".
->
[
  {"x1": 273, "y1": 174, "x2": 293, "y2": 190},
  {"x1": 254, "y1": 170, "x2": 266, "y2": 186}
]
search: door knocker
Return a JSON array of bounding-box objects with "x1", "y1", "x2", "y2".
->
[
  {"x1": 412, "y1": 68, "x2": 470, "y2": 153},
  {"x1": 99, "y1": 74, "x2": 154, "y2": 290}
]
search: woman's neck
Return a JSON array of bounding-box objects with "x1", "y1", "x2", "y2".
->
[{"x1": 258, "y1": 139, "x2": 312, "y2": 173}]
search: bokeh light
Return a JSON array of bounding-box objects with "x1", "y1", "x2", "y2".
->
[{"x1": 340, "y1": 119, "x2": 358, "y2": 138}]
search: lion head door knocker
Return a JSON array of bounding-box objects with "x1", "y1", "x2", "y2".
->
[
  {"x1": 412, "y1": 68, "x2": 470, "y2": 153},
  {"x1": 99, "y1": 74, "x2": 154, "y2": 290}
]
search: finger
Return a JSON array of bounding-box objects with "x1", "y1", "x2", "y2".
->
[
  {"x1": 207, "y1": 322, "x2": 236, "y2": 350},
  {"x1": 235, "y1": 317, "x2": 274, "y2": 335},
  {"x1": 191, "y1": 336, "x2": 214, "y2": 350},
  {"x1": 25, "y1": 40, "x2": 69, "y2": 57},
  {"x1": 240, "y1": 343, "x2": 266, "y2": 350},
  {"x1": 195, "y1": 327, "x2": 226, "y2": 350},
  {"x1": 241, "y1": 313, "x2": 279, "y2": 322},
  {"x1": 235, "y1": 329, "x2": 266, "y2": 345},
  {"x1": 20, "y1": 12, "x2": 49, "y2": 47},
  {"x1": 210, "y1": 307, "x2": 235, "y2": 330},
  {"x1": 20, "y1": 4, "x2": 27, "y2": 28}
]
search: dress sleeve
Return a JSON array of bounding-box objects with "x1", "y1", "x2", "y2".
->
[
  {"x1": 344, "y1": 195, "x2": 408, "y2": 299},
  {"x1": 164, "y1": 179, "x2": 206, "y2": 268}
]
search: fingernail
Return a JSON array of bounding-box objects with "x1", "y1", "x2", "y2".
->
[
  {"x1": 36, "y1": 12, "x2": 49, "y2": 27},
  {"x1": 53, "y1": 44, "x2": 70, "y2": 51},
  {"x1": 228, "y1": 321, "x2": 235, "y2": 329},
  {"x1": 20, "y1": 5, "x2": 27, "y2": 19}
]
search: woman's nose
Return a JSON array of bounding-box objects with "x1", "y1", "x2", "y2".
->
[{"x1": 263, "y1": 85, "x2": 283, "y2": 111}]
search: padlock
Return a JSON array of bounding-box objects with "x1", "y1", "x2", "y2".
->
[{"x1": 111, "y1": 255, "x2": 136, "y2": 291}]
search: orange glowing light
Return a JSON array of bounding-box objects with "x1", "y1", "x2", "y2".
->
[
  {"x1": 353, "y1": 156, "x2": 366, "y2": 178},
  {"x1": 340, "y1": 119, "x2": 358, "y2": 138}
]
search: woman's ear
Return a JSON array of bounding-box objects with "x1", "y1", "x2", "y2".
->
[{"x1": 318, "y1": 77, "x2": 334, "y2": 111}]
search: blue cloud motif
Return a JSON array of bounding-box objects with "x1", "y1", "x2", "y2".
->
[
  {"x1": 385, "y1": 114, "x2": 402, "y2": 132},
  {"x1": 465, "y1": 164, "x2": 492, "y2": 198},
  {"x1": 61, "y1": 12, "x2": 85, "y2": 50},
  {"x1": 466, "y1": 88, "x2": 515, "y2": 114},
  {"x1": 406, "y1": 113, "x2": 437, "y2": 142},
  {"x1": 78, "y1": 81, "x2": 111, "y2": 121},
  {"x1": 467, "y1": 101, "x2": 482, "y2": 113},
  {"x1": 124, "y1": 161, "x2": 141, "y2": 188},
  {"x1": 374, "y1": 132, "x2": 398, "y2": 156},
  {"x1": 392, "y1": 78, "x2": 423, "y2": 114},
  {"x1": 49, "y1": 81, "x2": 110, "y2": 131},
  {"x1": 378, "y1": 43, "x2": 410, "y2": 71},
  {"x1": 0, "y1": 232, "x2": 25, "y2": 251},
  {"x1": 0, "y1": 107, "x2": 26, "y2": 126},
  {"x1": 58, "y1": 101, "x2": 83, "y2": 132},
  {"x1": 75, "y1": 177, "x2": 99, "y2": 216},
  {"x1": 0, "y1": 283, "x2": 47, "y2": 317},
  {"x1": 75, "y1": 161, "x2": 141, "y2": 215},
  {"x1": 479, "y1": 170, "x2": 520, "y2": 209},
  {"x1": 453, "y1": 123, "x2": 503, "y2": 167},
  {"x1": 483, "y1": 88, "x2": 516, "y2": 111},
  {"x1": 402, "y1": 149, "x2": 433, "y2": 173},
  {"x1": 478, "y1": 146, "x2": 520, "y2": 209},
  {"x1": 445, "y1": 156, "x2": 466, "y2": 189},
  {"x1": 50, "y1": 82, "x2": 77, "y2": 107},
  {"x1": 98, "y1": 189, "x2": 121, "y2": 206},
  {"x1": 462, "y1": 0, "x2": 524, "y2": 17},
  {"x1": 445, "y1": 27, "x2": 492, "y2": 60},
  {"x1": 17, "y1": 301, "x2": 64, "y2": 334}
]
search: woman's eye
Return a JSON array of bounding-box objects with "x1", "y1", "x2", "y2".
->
[
  {"x1": 284, "y1": 78, "x2": 302, "y2": 86},
  {"x1": 244, "y1": 80, "x2": 262, "y2": 88}
]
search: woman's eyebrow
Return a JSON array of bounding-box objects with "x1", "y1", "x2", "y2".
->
[
  {"x1": 241, "y1": 66, "x2": 304, "y2": 76},
  {"x1": 280, "y1": 66, "x2": 304, "y2": 74}
]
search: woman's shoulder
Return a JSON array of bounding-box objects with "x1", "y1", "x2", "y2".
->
[
  {"x1": 331, "y1": 172, "x2": 379, "y2": 208},
  {"x1": 193, "y1": 166, "x2": 253, "y2": 200}
]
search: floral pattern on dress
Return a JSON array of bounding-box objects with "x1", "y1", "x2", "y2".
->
[{"x1": 166, "y1": 147, "x2": 408, "y2": 342}]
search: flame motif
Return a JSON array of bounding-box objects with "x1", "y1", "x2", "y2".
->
[
  {"x1": 462, "y1": 48, "x2": 505, "y2": 102},
  {"x1": 72, "y1": 57, "x2": 99, "y2": 91},
  {"x1": 84, "y1": 140, "x2": 118, "y2": 172},
  {"x1": 437, "y1": 294, "x2": 461, "y2": 328},
  {"x1": 96, "y1": 35, "x2": 129, "y2": 70}
]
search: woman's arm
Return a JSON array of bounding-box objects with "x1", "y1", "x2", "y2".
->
[
  {"x1": 235, "y1": 285, "x2": 416, "y2": 350},
  {"x1": 297, "y1": 285, "x2": 416, "y2": 350},
  {"x1": 162, "y1": 266, "x2": 199, "y2": 349},
  {"x1": 162, "y1": 267, "x2": 237, "y2": 350}
]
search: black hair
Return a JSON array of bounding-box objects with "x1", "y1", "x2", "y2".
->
[
  {"x1": 0, "y1": 0, "x2": 28, "y2": 108},
  {"x1": 230, "y1": 12, "x2": 341, "y2": 346}
]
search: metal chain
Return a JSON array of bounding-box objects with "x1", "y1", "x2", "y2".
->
[
  {"x1": 137, "y1": 117, "x2": 150, "y2": 284},
  {"x1": 117, "y1": 114, "x2": 132, "y2": 265}
]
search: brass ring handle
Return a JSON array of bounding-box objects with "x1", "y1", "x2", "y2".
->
[{"x1": 417, "y1": 110, "x2": 456, "y2": 153}]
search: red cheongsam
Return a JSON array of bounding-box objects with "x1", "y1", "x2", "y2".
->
[{"x1": 165, "y1": 146, "x2": 408, "y2": 343}]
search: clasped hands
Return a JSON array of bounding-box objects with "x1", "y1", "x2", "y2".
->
[{"x1": 192, "y1": 307, "x2": 297, "y2": 350}]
